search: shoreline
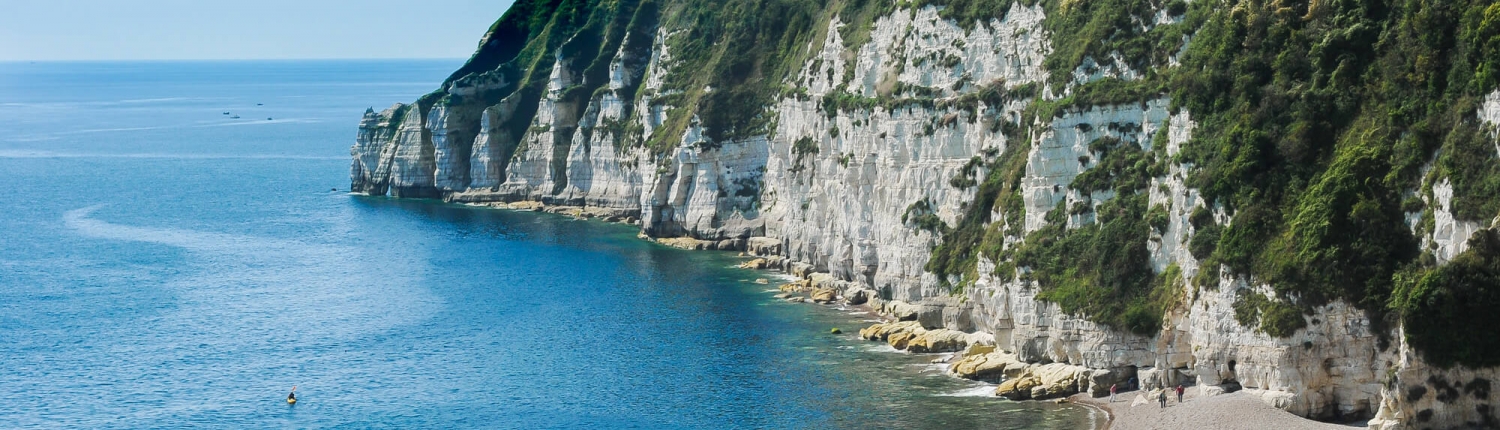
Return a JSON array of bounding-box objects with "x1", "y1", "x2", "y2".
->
[
  {"x1": 1068, "y1": 388, "x2": 1365, "y2": 430},
  {"x1": 418, "y1": 198, "x2": 1352, "y2": 430}
]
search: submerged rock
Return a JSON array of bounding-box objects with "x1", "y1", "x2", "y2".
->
[{"x1": 737, "y1": 258, "x2": 768, "y2": 269}]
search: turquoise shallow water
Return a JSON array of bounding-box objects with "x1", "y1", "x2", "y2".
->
[{"x1": 0, "y1": 61, "x2": 1098, "y2": 428}]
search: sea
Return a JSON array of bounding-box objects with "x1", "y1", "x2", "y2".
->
[{"x1": 0, "y1": 60, "x2": 1098, "y2": 429}]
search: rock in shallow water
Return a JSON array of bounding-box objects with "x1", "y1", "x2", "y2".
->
[
  {"x1": 809, "y1": 287, "x2": 838, "y2": 304},
  {"x1": 904, "y1": 329, "x2": 971, "y2": 353}
]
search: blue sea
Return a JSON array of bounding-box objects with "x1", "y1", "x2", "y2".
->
[{"x1": 0, "y1": 60, "x2": 1097, "y2": 428}]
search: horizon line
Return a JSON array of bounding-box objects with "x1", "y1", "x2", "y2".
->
[{"x1": 0, "y1": 57, "x2": 471, "y2": 63}]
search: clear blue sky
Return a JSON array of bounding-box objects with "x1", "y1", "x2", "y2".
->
[{"x1": 0, "y1": 1, "x2": 516, "y2": 61}]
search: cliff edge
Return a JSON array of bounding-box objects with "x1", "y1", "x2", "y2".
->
[{"x1": 352, "y1": 1, "x2": 1500, "y2": 428}]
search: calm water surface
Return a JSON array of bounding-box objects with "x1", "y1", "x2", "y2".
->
[{"x1": 0, "y1": 60, "x2": 1098, "y2": 428}]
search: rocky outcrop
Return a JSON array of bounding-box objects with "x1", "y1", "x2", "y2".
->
[{"x1": 353, "y1": 3, "x2": 1500, "y2": 428}]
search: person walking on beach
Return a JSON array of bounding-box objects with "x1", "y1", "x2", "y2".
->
[
  {"x1": 1109, "y1": 383, "x2": 1118, "y2": 403},
  {"x1": 1175, "y1": 384, "x2": 1184, "y2": 403},
  {"x1": 1158, "y1": 389, "x2": 1167, "y2": 408}
]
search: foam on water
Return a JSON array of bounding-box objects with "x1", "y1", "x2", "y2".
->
[{"x1": 937, "y1": 383, "x2": 1001, "y2": 398}]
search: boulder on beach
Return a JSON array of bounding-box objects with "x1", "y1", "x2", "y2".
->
[
  {"x1": 737, "y1": 258, "x2": 768, "y2": 269},
  {"x1": 809, "y1": 287, "x2": 838, "y2": 304},
  {"x1": 997, "y1": 376, "x2": 1041, "y2": 400},
  {"x1": 993, "y1": 362, "x2": 1090, "y2": 401},
  {"x1": 887, "y1": 329, "x2": 924, "y2": 349},
  {"x1": 949, "y1": 351, "x2": 1025, "y2": 381},
  {"x1": 1029, "y1": 363, "x2": 1088, "y2": 399},
  {"x1": 858, "y1": 321, "x2": 924, "y2": 342},
  {"x1": 844, "y1": 288, "x2": 871, "y2": 305},
  {"x1": 904, "y1": 329, "x2": 971, "y2": 353},
  {"x1": 779, "y1": 280, "x2": 810, "y2": 293}
]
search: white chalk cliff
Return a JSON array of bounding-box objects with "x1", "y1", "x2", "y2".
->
[{"x1": 351, "y1": 3, "x2": 1500, "y2": 428}]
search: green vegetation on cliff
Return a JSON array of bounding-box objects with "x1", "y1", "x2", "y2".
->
[{"x1": 436, "y1": 0, "x2": 1500, "y2": 367}]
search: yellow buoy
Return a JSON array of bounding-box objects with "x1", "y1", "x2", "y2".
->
[{"x1": 287, "y1": 398, "x2": 296, "y2": 405}]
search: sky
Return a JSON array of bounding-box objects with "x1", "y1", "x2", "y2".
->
[{"x1": 0, "y1": 0, "x2": 516, "y2": 61}]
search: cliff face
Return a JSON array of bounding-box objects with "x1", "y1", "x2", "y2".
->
[{"x1": 352, "y1": 1, "x2": 1500, "y2": 428}]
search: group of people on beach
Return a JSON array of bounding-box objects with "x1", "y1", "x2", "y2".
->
[{"x1": 1107, "y1": 378, "x2": 1187, "y2": 409}]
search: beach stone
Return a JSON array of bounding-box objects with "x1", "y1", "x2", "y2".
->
[
  {"x1": 949, "y1": 351, "x2": 1023, "y2": 381},
  {"x1": 778, "y1": 280, "x2": 810, "y2": 293},
  {"x1": 809, "y1": 287, "x2": 838, "y2": 304},
  {"x1": 1256, "y1": 389, "x2": 1297, "y2": 410},
  {"x1": 997, "y1": 376, "x2": 1041, "y2": 400},
  {"x1": 845, "y1": 288, "x2": 871, "y2": 305},
  {"x1": 859, "y1": 320, "x2": 923, "y2": 341},
  {"x1": 789, "y1": 262, "x2": 814, "y2": 278},
  {"x1": 888, "y1": 329, "x2": 925, "y2": 350},
  {"x1": 1030, "y1": 363, "x2": 1088, "y2": 400},
  {"x1": 905, "y1": 329, "x2": 971, "y2": 353}
]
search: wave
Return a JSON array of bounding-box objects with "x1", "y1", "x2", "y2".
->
[
  {"x1": 61, "y1": 205, "x2": 442, "y2": 338},
  {"x1": 935, "y1": 383, "x2": 999, "y2": 398}
]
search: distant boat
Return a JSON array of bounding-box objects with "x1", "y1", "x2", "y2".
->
[
  {"x1": 267, "y1": 117, "x2": 273, "y2": 120},
  {"x1": 222, "y1": 112, "x2": 230, "y2": 115},
  {"x1": 257, "y1": 103, "x2": 263, "y2": 106},
  {"x1": 230, "y1": 115, "x2": 240, "y2": 119}
]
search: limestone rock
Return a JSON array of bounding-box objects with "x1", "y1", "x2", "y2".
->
[
  {"x1": 737, "y1": 258, "x2": 768, "y2": 269},
  {"x1": 844, "y1": 288, "x2": 871, "y2": 305},
  {"x1": 778, "y1": 280, "x2": 810, "y2": 293},
  {"x1": 881, "y1": 301, "x2": 920, "y2": 322},
  {"x1": 905, "y1": 329, "x2": 971, "y2": 353},
  {"x1": 1087, "y1": 367, "x2": 1137, "y2": 397},
  {"x1": 887, "y1": 329, "x2": 924, "y2": 350},
  {"x1": 349, "y1": 6, "x2": 1500, "y2": 428},
  {"x1": 858, "y1": 321, "x2": 923, "y2": 341},
  {"x1": 746, "y1": 237, "x2": 781, "y2": 256},
  {"x1": 809, "y1": 287, "x2": 838, "y2": 304},
  {"x1": 997, "y1": 376, "x2": 1041, "y2": 400},
  {"x1": 950, "y1": 351, "x2": 1024, "y2": 381},
  {"x1": 962, "y1": 343, "x2": 996, "y2": 357}
]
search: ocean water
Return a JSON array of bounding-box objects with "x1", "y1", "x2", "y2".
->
[{"x1": 0, "y1": 60, "x2": 1098, "y2": 429}]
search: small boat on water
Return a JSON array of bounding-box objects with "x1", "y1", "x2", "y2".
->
[
  {"x1": 222, "y1": 111, "x2": 230, "y2": 115},
  {"x1": 230, "y1": 115, "x2": 240, "y2": 119}
]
